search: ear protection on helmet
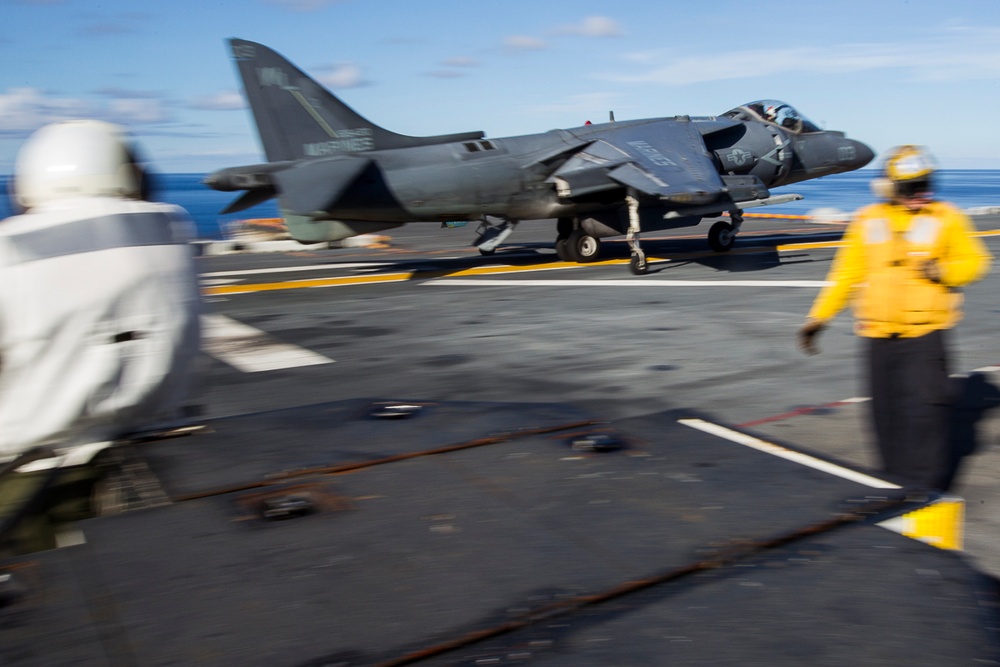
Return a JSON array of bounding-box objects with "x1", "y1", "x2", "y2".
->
[
  {"x1": 873, "y1": 145, "x2": 937, "y2": 201},
  {"x1": 870, "y1": 177, "x2": 895, "y2": 200},
  {"x1": 124, "y1": 144, "x2": 154, "y2": 202}
]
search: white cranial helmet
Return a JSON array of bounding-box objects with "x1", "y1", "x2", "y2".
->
[{"x1": 13, "y1": 120, "x2": 143, "y2": 210}]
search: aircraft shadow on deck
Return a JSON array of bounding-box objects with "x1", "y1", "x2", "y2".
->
[{"x1": 389, "y1": 228, "x2": 846, "y2": 280}]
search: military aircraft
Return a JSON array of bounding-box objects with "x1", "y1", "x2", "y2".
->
[{"x1": 207, "y1": 39, "x2": 874, "y2": 274}]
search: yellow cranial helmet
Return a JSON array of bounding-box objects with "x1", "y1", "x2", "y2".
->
[
  {"x1": 871, "y1": 145, "x2": 937, "y2": 200},
  {"x1": 883, "y1": 145, "x2": 936, "y2": 182}
]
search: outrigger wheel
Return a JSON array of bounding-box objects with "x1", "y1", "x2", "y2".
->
[{"x1": 708, "y1": 213, "x2": 742, "y2": 253}]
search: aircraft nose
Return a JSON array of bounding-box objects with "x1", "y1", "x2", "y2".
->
[{"x1": 849, "y1": 139, "x2": 876, "y2": 169}]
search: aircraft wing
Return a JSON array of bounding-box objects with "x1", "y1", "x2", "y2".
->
[
  {"x1": 547, "y1": 120, "x2": 728, "y2": 204},
  {"x1": 208, "y1": 156, "x2": 372, "y2": 216},
  {"x1": 270, "y1": 156, "x2": 372, "y2": 216}
]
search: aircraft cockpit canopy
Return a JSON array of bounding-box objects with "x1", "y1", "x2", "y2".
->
[{"x1": 724, "y1": 100, "x2": 821, "y2": 134}]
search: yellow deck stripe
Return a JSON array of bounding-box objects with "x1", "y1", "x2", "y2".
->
[
  {"x1": 205, "y1": 272, "x2": 413, "y2": 295},
  {"x1": 776, "y1": 229, "x2": 1000, "y2": 252},
  {"x1": 204, "y1": 259, "x2": 630, "y2": 295},
  {"x1": 204, "y1": 230, "x2": 1000, "y2": 296}
]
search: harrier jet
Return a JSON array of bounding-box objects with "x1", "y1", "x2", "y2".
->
[{"x1": 208, "y1": 39, "x2": 874, "y2": 273}]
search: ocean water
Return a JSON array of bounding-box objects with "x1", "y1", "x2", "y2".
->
[
  {"x1": 1, "y1": 170, "x2": 997, "y2": 240},
  {"x1": 771, "y1": 169, "x2": 1000, "y2": 219}
]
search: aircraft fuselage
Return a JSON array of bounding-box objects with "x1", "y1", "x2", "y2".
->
[
  {"x1": 209, "y1": 40, "x2": 874, "y2": 267},
  {"x1": 271, "y1": 117, "x2": 871, "y2": 232}
]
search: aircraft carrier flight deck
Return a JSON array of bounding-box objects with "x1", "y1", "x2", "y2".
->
[{"x1": 5, "y1": 213, "x2": 1000, "y2": 665}]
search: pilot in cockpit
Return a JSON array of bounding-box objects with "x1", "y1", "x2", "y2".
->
[
  {"x1": 736, "y1": 100, "x2": 811, "y2": 134},
  {"x1": 777, "y1": 107, "x2": 800, "y2": 131}
]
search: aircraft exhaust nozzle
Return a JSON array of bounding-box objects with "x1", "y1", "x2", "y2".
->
[
  {"x1": 203, "y1": 169, "x2": 238, "y2": 192},
  {"x1": 204, "y1": 163, "x2": 291, "y2": 192}
]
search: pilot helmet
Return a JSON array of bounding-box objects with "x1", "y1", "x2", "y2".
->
[
  {"x1": 12, "y1": 120, "x2": 146, "y2": 211},
  {"x1": 872, "y1": 144, "x2": 937, "y2": 200}
]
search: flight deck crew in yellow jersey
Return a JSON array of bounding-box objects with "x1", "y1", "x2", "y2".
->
[{"x1": 798, "y1": 145, "x2": 992, "y2": 492}]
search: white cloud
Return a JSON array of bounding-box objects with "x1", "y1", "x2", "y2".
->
[
  {"x1": 555, "y1": 16, "x2": 624, "y2": 38},
  {"x1": 428, "y1": 56, "x2": 481, "y2": 79},
  {"x1": 442, "y1": 56, "x2": 480, "y2": 68},
  {"x1": 0, "y1": 88, "x2": 93, "y2": 132},
  {"x1": 526, "y1": 92, "x2": 625, "y2": 118},
  {"x1": 0, "y1": 87, "x2": 172, "y2": 133},
  {"x1": 426, "y1": 70, "x2": 467, "y2": 79},
  {"x1": 315, "y1": 63, "x2": 364, "y2": 88},
  {"x1": 504, "y1": 35, "x2": 548, "y2": 52},
  {"x1": 190, "y1": 91, "x2": 246, "y2": 111},
  {"x1": 107, "y1": 98, "x2": 169, "y2": 124},
  {"x1": 609, "y1": 27, "x2": 1000, "y2": 86}
]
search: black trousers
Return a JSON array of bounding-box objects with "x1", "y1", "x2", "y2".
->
[{"x1": 866, "y1": 330, "x2": 955, "y2": 491}]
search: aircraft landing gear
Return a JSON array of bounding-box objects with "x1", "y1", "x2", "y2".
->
[
  {"x1": 625, "y1": 189, "x2": 648, "y2": 275},
  {"x1": 474, "y1": 218, "x2": 518, "y2": 255},
  {"x1": 708, "y1": 211, "x2": 743, "y2": 253},
  {"x1": 554, "y1": 218, "x2": 601, "y2": 263},
  {"x1": 567, "y1": 229, "x2": 600, "y2": 263},
  {"x1": 555, "y1": 217, "x2": 574, "y2": 261}
]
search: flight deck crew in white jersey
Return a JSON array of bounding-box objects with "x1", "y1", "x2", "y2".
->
[{"x1": 0, "y1": 120, "x2": 201, "y2": 461}]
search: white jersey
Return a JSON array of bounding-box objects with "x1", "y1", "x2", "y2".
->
[{"x1": 0, "y1": 197, "x2": 201, "y2": 458}]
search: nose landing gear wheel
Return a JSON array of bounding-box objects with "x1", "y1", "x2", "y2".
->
[
  {"x1": 629, "y1": 254, "x2": 648, "y2": 275},
  {"x1": 708, "y1": 220, "x2": 736, "y2": 252}
]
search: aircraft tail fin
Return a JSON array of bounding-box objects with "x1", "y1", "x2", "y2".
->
[{"x1": 229, "y1": 39, "x2": 485, "y2": 162}]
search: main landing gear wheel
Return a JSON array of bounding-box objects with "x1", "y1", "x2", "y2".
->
[
  {"x1": 629, "y1": 254, "x2": 648, "y2": 275},
  {"x1": 567, "y1": 229, "x2": 600, "y2": 263},
  {"x1": 555, "y1": 237, "x2": 573, "y2": 261},
  {"x1": 555, "y1": 217, "x2": 574, "y2": 262},
  {"x1": 708, "y1": 220, "x2": 736, "y2": 253},
  {"x1": 478, "y1": 247, "x2": 496, "y2": 256}
]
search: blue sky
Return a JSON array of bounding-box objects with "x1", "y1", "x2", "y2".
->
[{"x1": 3, "y1": 0, "x2": 1000, "y2": 173}]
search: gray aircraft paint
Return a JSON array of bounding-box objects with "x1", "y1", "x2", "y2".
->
[{"x1": 208, "y1": 39, "x2": 874, "y2": 265}]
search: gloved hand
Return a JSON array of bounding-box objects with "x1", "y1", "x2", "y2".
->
[
  {"x1": 920, "y1": 259, "x2": 943, "y2": 284},
  {"x1": 797, "y1": 319, "x2": 825, "y2": 356}
]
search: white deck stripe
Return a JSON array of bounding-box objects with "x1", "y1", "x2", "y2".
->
[
  {"x1": 679, "y1": 418, "x2": 901, "y2": 490},
  {"x1": 427, "y1": 279, "x2": 830, "y2": 288},
  {"x1": 15, "y1": 441, "x2": 113, "y2": 473},
  {"x1": 202, "y1": 263, "x2": 392, "y2": 278},
  {"x1": 200, "y1": 314, "x2": 334, "y2": 373}
]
